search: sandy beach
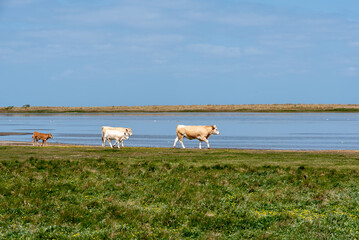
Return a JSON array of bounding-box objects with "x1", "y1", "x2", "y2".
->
[
  {"x1": 0, "y1": 140, "x2": 88, "y2": 147},
  {"x1": 0, "y1": 132, "x2": 31, "y2": 136},
  {"x1": 0, "y1": 132, "x2": 89, "y2": 147},
  {"x1": 0, "y1": 132, "x2": 52, "y2": 146}
]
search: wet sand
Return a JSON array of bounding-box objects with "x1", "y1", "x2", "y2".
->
[
  {"x1": 0, "y1": 132, "x2": 32, "y2": 136},
  {"x1": 0, "y1": 140, "x2": 87, "y2": 147},
  {"x1": 0, "y1": 140, "x2": 34, "y2": 146},
  {"x1": 0, "y1": 132, "x2": 87, "y2": 146}
]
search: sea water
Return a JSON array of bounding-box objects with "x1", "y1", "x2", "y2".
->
[{"x1": 0, "y1": 112, "x2": 358, "y2": 150}]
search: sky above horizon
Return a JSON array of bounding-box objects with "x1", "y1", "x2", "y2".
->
[{"x1": 1, "y1": 0, "x2": 359, "y2": 107}]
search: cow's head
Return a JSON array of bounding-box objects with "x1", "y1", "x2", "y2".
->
[
  {"x1": 127, "y1": 128, "x2": 133, "y2": 136},
  {"x1": 48, "y1": 133, "x2": 53, "y2": 139},
  {"x1": 124, "y1": 129, "x2": 130, "y2": 136},
  {"x1": 211, "y1": 125, "x2": 220, "y2": 135}
]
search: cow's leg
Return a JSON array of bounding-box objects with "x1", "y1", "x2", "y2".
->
[
  {"x1": 32, "y1": 137, "x2": 35, "y2": 146},
  {"x1": 113, "y1": 138, "x2": 119, "y2": 148},
  {"x1": 199, "y1": 141, "x2": 202, "y2": 149},
  {"x1": 36, "y1": 138, "x2": 39, "y2": 146},
  {"x1": 198, "y1": 137, "x2": 209, "y2": 149},
  {"x1": 102, "y1": 138, "x2": 106, "y2": 147},
  {"x1": 174, "y1": 134, "x2": 185, "y2": 149},
  {"x1": 107, "y1": 139, "x2": 113, "y2": 148},
  {"x1": 179, "y1": 138, "x2": 185, "y2": 149},
  {"x1": 204, "y1": 139, "x2": 210, "y2": 149},
  {"x1": 45, "y1": 139, "x2": 48, "y2": 146},
  {"x1": 121, "y1": 140, "x2": 125, "y2": 147},
  {"x1": 173, "y1": 137, "x2": 179, "y2": 148},
  {"x1": 41, "y1": 139, "x2": 44, "y2": 147}
]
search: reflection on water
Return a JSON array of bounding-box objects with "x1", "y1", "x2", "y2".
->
[{"x1": 0, "y1": 112, "x2": 358, "y2": 150}]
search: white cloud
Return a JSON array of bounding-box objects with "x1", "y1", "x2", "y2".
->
[
  {"x1": 189, "y1": 44, "x2": 241, "y2": 57},
  {"x1": 94, "y1": 44, "x2": 113, "y2": 50},
  {"x1": 21, "y1": 29, "x2": 102, "y2": 43},
  {"x1": 3, "y1": 0, "x2": 38, "y2": 7},
  {"x1": 346, "y1": 66, "x2": 358, "y2": 76},
  {"x1": 259, "y1": 34, "x2": 312, "y2": 49},
  {"x1": 122, "y1": 34, "x2": 185, "y2": 46},
  {"x1": 218, "y1": 13, "x2": 279, "y2": 27},
  {"x1": 243, "y1": 47, "x2": 267, "y2": 56},
  {"x1": 349, "y1": 42, "x2": 359, "y2": 47},
  {"x1": 61, "y1": 69, "x2": 73, "y2": 77},
  {"x1": 58, "y1": 4, "x2": 187, "y2": 28},
  {"x1": 51, "y1": 69, "x2": 74, "y2": 81}
]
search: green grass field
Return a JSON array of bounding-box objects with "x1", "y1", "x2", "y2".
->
[{"x1": 0, "y1": 146, "x2": 359, "y2": 239}]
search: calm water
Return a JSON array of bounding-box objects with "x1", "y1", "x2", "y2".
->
[{"x1": 0, "y1": 112, "x2": 358, "y2": 150}]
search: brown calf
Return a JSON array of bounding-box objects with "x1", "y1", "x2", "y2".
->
[{"x1": 32, "y1": 131, "x2": 53, "y2": 146}]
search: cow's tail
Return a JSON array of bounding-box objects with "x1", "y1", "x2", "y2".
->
[{"x1": 101, "y1": 127, "x2": 104, "y2": 138}]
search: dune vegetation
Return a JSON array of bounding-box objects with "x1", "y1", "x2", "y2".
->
[
  {"x1": 1, "y1": 104, "x2": 359, "y2": 113},
  {"x1": 0, "y1": 146, "x2": 359, "y2": 239}
]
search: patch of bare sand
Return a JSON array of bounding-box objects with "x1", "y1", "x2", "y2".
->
[
  {"x1": 0, "y1": 140, "x2": 94, "y2": 147},
  {"x1": 0, "y1": 132, "x2": 31, "y2": 136}
]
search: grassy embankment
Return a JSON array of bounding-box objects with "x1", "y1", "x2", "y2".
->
[
  {"x1": 1, "y1": 146, "x2": 359, "y2": 239},
  {"x1": 1, "y1": 104, "x2": 359, "y2": 113}
]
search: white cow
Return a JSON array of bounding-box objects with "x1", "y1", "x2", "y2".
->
[
  {"x1": 102, "y1": 126, "x2": 132, "y2": 147},
  {"x1": 102, "y1": 129, "x2": 129, "y2": 148},
  {"x1": 173, "y1": 125, "x2": 220, "y2": 149}
]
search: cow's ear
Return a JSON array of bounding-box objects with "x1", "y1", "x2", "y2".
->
[{"x1": 211, "y1": 125, "x2": 215, "y2": 129}]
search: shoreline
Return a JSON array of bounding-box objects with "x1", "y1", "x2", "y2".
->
[
  {"x1": 0, "y1": 140, "x2": 89, "y2": 147},
  {"x1": 1, "y1": 140, "x2": 358, "y2": 153},
  {"x1": 0, "y1": 132, "x2": 32, "y2": 136},
  {"x1": 1, "y1": 104, "x2": 359, "y2": 113}
]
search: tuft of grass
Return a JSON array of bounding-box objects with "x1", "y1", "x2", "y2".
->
[{"x1": 0, "y1": 146, "x2": 359, "y2": 238}]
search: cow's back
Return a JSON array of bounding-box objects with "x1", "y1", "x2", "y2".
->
[
  {"x1": 104, "y1": 129, "x2": 127, "y2": 139},
  {"x1": 32, "y1": 131, "x2": 51, "y2": 140},
  {"x1": 32, "y1": 131, "x2": 41, "y2": 138},
  {"x1": 176, "y1": 125, "x2": 208, "y2": 139},
  {"x1": 103, "y1": 126, "x2": 132, "y2": 136}
]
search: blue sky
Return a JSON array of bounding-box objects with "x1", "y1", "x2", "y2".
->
[{"x1": 1, "y1": 0, "x2": 359, "y2": 106}]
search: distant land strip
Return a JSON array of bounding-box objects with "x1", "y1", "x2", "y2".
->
[{"x1": 0, "y1": 104, "x2": 359, "y2": 113}]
